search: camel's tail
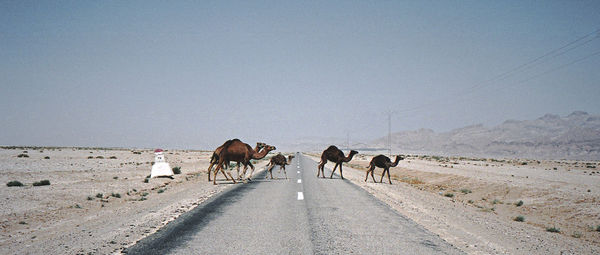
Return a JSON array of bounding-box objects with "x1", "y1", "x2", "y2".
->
[{"x1": 209, "y1": 153, "x2": 218, "y2": 164}]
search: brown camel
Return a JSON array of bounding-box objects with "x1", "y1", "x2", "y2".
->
[
  {"x1": 365, "y1": 155, "x2": 404, "y2": 184},
  {"x1": 212, "y1": 139, "x2": 276, "y2": 185},
  {"x1": 317, "y1": 145, "x2": 358, "y2": 179},
  {"x1": 265, "y1": 153, "x2": 292, "y2": 179},
  {"x1": 207, "y1": 141, "x2": 265, "y2": 181}
]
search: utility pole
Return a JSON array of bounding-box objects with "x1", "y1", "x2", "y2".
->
[
  {"x1": 386, "y1": 110, "x2": 393, "y2": 157},
  {"x1": 346, "y1": 132, "x2": 350, "y2": 150}
]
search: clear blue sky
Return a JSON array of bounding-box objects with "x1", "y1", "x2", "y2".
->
[{"x1": 2, "y1": 1, "x2": 599, "y2": 149}]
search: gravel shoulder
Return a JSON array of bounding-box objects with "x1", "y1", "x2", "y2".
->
[
  {"x1": 306, "y1": 154, "x2": 600, "y2": 255},
  {"x1": 0, "y1": 148, "x2": 270, "y2": 254}
]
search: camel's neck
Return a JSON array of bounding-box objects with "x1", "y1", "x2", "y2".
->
[
  {"x1": 252, "y1": 148, "x2": 270, "y2": 160},
  {"x1": 390, "y1": 156, "x2": 402, "y2": 167},
  {"x1": 342, "y1": 153, "x2": 355, "y2": 162}
]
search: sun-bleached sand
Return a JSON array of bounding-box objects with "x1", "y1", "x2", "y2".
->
[
  {"x1": 2, "y1": 147, "x2": 599, "y2": 254},
  {"x1": 310, "y1": 153, "x2": 600, "y2": 254},
  {"x1": 0, "y1": 147, "x2": 269, "y2": 254}
]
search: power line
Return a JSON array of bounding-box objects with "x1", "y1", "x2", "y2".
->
[
  {"x1": 394, "y1": 28, "x2": 600, "y2": 116},
  {"x1": 517, "y1": 49, "x2": 600, "y2": 84}
]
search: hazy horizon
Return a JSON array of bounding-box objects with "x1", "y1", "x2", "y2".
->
[{"x1": 2, "y1": 1, "x2": 600, "y2": 150}]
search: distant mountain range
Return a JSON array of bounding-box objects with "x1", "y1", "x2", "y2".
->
[{"x1": 369, "y1": 111, "x2": 600, "y2": 160}]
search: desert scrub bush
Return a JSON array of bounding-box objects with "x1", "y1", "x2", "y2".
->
[
  {"x1": 514, "y1": 215, "x2": 525, "y2": 222},
  {"x1": 96, "y1": 156, "x2": 104, "y2": 159},
  {"x1": 44, "y1": 156, "x2": 50, "y2": 159},
  {"x1": 32, "y1": 180, "x2": 50, "y2": 186},
  {"x1": 515, "y1": 200, "x2": 524, "y2": 207},
  {"x1": 113, "y1": 176, "x2": 118, "y2": 180},
  {"x1": 6, "y1": 181, "x2": 24, "y2": 187},
  {"x1": 87, "y1": 196, "x2": 94, "y2": 200},
  {"x1": 172, "y1": 166, "x2": 181, "y2": 175},
  {"x1": 144, "y1": 178, "x2": 149, "y2": 183},
  {"x1": 87, "y1": 156, "x2": 94, "y2": 159},
  {"x1": 19, "y1": 221, "x2": 27, "y2": 225},
  {"x1": 17, "y1": 154, "x2": 29, "y2": 158},
  {"x1": 460, "y1": 188, "x2": 472, "y2": 194},
  {"x1": 492, "y1": 199, "x2": 502, "y2": 205},
  {"x1": 111, "y1": 193, "x2": 121, "y2": 198},
  {"x1": 596, "y1": 225, "x2": 600, "y2": 232},
  {"x1": 571, "y1": 232, "x2": 582, "y2": 238},
  {"x1": 444, "y1": 193, "x2": 454, "y2": 198},
  {"x1": 157, "y1": 189, "x2": 165, "y2": 193},
  {"x1": 546, "y1": 226, "x2": 561, "y2": 233},
  {"x1": 109, "y1": 156, "x2": 117, "y2": 159},
  {"x1": 96, "y1": 193, "x2": 103, "y2": 198}
]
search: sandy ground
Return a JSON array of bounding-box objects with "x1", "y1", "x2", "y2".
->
[
  {"x1": 0, "y1": 147, "x2": 270, "y2": 254},
  {"x1": 306, "y1": 153, "x2": 600, "y2": 254},
  {"x1": 2, "y1": 147, "x2": 599, "y2": 254}
]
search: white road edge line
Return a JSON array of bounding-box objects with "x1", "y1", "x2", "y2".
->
[
  {"x1": 297, "y1": 192, "x2": 304, "y2": 200},
  {"x1": 297, "y1": 179, "x2": 302, "y2": 183}
]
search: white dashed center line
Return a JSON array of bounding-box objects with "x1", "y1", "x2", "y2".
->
[
  {"x1": 297, "y1": 171, "x2": 300, "y2": 174},
  {"x1": 297, "y1": 192, "x2": 304, "y2": 200},
  {"x1": 297, "y1": 179, "x2": 302, "y2": 183}
]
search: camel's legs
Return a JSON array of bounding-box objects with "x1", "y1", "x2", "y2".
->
[
  {"x1": 317, "y1": 160, "x2": 326, "y2": 177},
  {"x1": 339, "y1": 163, "x2": 344, "y2": 179},
  {"x1": 207, "y1": 162, "x2": 214, "y2": 181},
  {"x1": 266, "y1": 165, "x2": 274, "y2": 179},
  {"x1": 371, "y1": 169, "x2": 376, "y2": 183},
  {"x1": 213, "y1": 162, "x2": 236, "y2": 185},
  {"x1": 247, "y1": 164, "x2": 256, "y2": 180},
  {"x1": 330, "y1": 163, "x2": 339, "y2": 179},
  {"x1": 282, "y1": 165, "x2": 287, "y2": 179},
  {"x1": 386, "y1": 168, "x2": 392, "y2": 184},
  {"x1": 366, "y1": 165, "x2": 377, "y2": 183}
]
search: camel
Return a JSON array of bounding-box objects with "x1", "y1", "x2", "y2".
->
[
  {"x1": 265, "y1": 153, "x2": 293, "y2": 179},
  {"x1": 288, "y1": 155, "x2": 295, "y2": 162},
  {"x1": 212, "y1": 139, "x2": 276, "y2": 185},
  {"x1": 365, "y1": 155, "x2": 404, "y2": 184},
  {"x1": 317, "y1": 145, "x2": 358, "y2": 179},
  {"x1": 207, "y1": 141, "x2": 265, "y2": 181}
]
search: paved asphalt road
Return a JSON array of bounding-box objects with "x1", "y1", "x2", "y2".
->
[{"x1": 125, "y1": 154, "x2": 463, "y2": 254}]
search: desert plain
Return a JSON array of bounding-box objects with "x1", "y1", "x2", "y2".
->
[{"x1": 1, "y1": 147, "x2": 599, "y2": 254}]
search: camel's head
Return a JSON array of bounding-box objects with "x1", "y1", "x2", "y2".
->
[
  {"x1": 349, "y1": 150, "x2": 359, "y2": 156},
  {"x1": 265, "y1": 145, "x2": 276, "y2": 151},
  {"x1": 396, "y1": 155, "x2": 405, "y2": 161},
  {"x1": 256, "y1": 142, "x2": 267, "y2": 149}
]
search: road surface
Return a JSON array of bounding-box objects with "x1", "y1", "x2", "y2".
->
[{"x1": 125, "y1": 153, "x2": 463, "y2": 254}]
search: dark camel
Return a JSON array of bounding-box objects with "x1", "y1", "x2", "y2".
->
[
  {"x1": 365, "y1": 155, "x2": 404, "y2": 184},
  {"x1": 317, "y1": 145, "x2": 358, "y2": 179},
  {"x1": 265, "y1": 153, "x2": 292, "y2": 179},
  {"x1": 212, "y1": 139, "x2": 275, "y2": 185},
  {"x1": 207, "y1": 141, "x2": 265, "y2": 181}
]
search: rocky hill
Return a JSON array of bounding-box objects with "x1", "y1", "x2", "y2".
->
[{"x1": 369, "y1": 111, "x2": 600, "y2": 160}]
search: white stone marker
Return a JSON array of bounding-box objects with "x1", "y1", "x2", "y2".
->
[{"x1": 150, "y1": 149, "x2": 174, "y2": 178}]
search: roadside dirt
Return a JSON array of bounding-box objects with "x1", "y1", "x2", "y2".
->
[
  {"x1": 306, "y1": 153, "x2": 600, "y2": 254},
  {"x1": 0, "y1": 148, "x2": 270, "y2": 254}
]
